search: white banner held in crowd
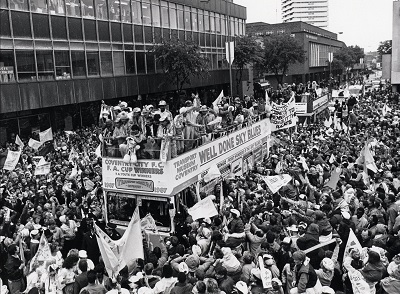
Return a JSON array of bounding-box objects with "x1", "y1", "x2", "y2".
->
[
  {"x1": 262, "y1": 174, "x2": 292, "y2": 194},
  {"x1": 2, "y1": 150, "x2": 21, "y2": 171},
  {"x1": 28, "y1": 138, "x2": 43, "y2": 150},
  {"x1": 35, "y1": 162, "x2": 51, "y2": 175},
  {"x1": 29, "y1": 233, "x2": 52, "y2": 272},
  {"x1": 212, "y1": 90, "x2": 224, "y2": 113},
  {"x1": 203, "y1": 164, "x2": 221, "y2": 183},
  {"x1": 188, "y1": 195, "x2": 218, "y2": 220},
  {"x1": 270, "y1": 96, "x2": 297, "y2": 131},
  {"x1": 344, "y1": 229, "x2": 362, "y2": 261},
  {"x1": 15, "y1": 135, "x2": 24, "y2": 148},
  {"x1": 39, "y1": 128, "x2": 53, "y2": 142}
]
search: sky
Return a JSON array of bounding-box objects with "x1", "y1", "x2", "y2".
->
[{"x1": 234, "y1": 0, "x2": 394, "y2": 52}]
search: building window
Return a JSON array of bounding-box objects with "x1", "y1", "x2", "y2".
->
[
  {"x1": 184, "y1": 6, "x2": 191, "y2": 31},
  {"x1": 161, "y1": 3, "x2": 168, "y2": 28},
  {"x1": 49, "y1": 0, "x2": 65, "y2": 15},
  {"x1": 120, "y1": 0, "x2": 130, "y2": 22},
  {"x1": 204, "y1": 11, "x2": 209, "y2": 32},
  {"x1": 136, "y1": 52, "x2": 145, "y2": 73},
  {"x1": 210, "y1": 12, "x2": 215, "y2": 33},
  {"x1": 16, "y1": 51, "x2": 36, "y2": 81},
  {"x1": 134, "y1": 25, "x2": 143, "y2": 43},
  {"x1": 95, "y1": 0, "x2": 107, "y2": 20},
  {"x1": 191, "y1": 8, "x2": 197, "y2": 31},
  {"x1": 100, "y1": 51, "x2": 112, "y2": 75},
  {"x1": 125, "y1": 51, "x2": 135, "y2": 74},
  {"x1": 33, "y1": 14, "x2": 50, "y2": 39},
  {"x1": 65, "y1": 0, "x2": 81, "y2": 17},
  {"x1": 97, "y1": 21, "x2": 110, "y2": 41},
  {"x1": 0, "y1": 10, "x2": 11, "y2": 37},
  {"x1": 198, "y1": 10, "x2": 204, "y2": 32},
  {"x1": 51, "y1": 17, "x2": 67, "y2": 39},
  {"x1": 0, "y1": 50, "x2": 16, "y2": 83},
  {"x1": 146, "y1": 53, "x2": 155, "y2": 73},
  {"x1": 151, "y1": 4, "x2": 160, "y2": 27},
  {"x1": 9, "y1": 0, "x2": 28, "y2": 11},
  {"x1": 132, "y1": 0, "x2": 141, "y2": 24},
  {"x1": 54, "y1": 51, "x2": 71, "y2": 79},
  {"x1": 123, "y1": 23, "x2": 133, "y2": 43},
  {"x1": 84, "y1": 19, "x2": 97, "y2": 41},
  {"x1": 177, "y1": 7, "x2": 183, "y2": 30},
  {"x1": 215, "y1": 13, "x2": 221, "y2": 34},
  {"x1": 221, "y1": 15, "x2": 226, "y2": 35},
  {"x1": 143, "y1": 26, "x2": 152, "y2": 43},
  {"x1": 36, "y1": 50, "x2": 54, "y2": 80},
  {"x1": 11, "y1": 11, "x2": 31, "y2": 38},
  {"x1": 68, "y1": 18, "x2": 83, "y2": 40},
  {"x1": 86, "y1": 51, "x2": 99, "y2": 75},
  {"x1": 109, "y1": 0, "x2": 120, "y2": 21},
  {"x1": 1, "y1": 0, "x2": 8, "y2": 8},
  {"x1": 111, "y1": 22, "x2": 122, "y2": 42},
  {"x1": 142, "y1": 2, "x2": 151, "y2": 25},
  {"x1": 71, "y1": 51, "x2": 86, "y2": 77},
  {"x1": 30, "y1": 0, "x2": 48, "y2": 13},
  {"x1": 169, "y1": 5, "x2": 177, "y2": 29},
  {"x1": 81, "y1": 0, "x2": 94, "y2": 18},
  {"x1": 113, "y1": 51, "x2": 124, "y2": 75}
]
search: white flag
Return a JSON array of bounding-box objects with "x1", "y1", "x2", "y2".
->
[
  {"x1": 15, "y1": 135, "x2": 24, "y2": 148},
  {"x1": 94, "y1": 224, "x2": 120, "y2": 277},
  {"x1": 204, "y1": 164, "x2": 221, "y2": 183},
  {"x1": 212, "y1": 90, "x2": 224, "y2": 113},
  {"x1": 28, "y1": 138, "x2": 43, "y2": 150},
  {"x1": 2, "y1": 150, "x2": 21, "y2": 171},
  {"x1": 95, "y1": 144, "x2": 102, "y2": 158},
  {"x1": 262, "y1": 174, "x2": 292, "y2": 194},
  {"x1": 188, "y1": 196, "x2": 219, "y2": 220},
  {"x1": 329, "y1": 154, "x2": 336, "y2": 164},
  {"x1": 29, "y1": 233, "x2": 52, "y2": 272},
  {"x1": 39, "y1": 128, "x2": 53, "y2": 142},
  {"x1": 35, "y1": 163, "x2": 51, "y2": 176},
  {"x1": 68, "y1": 147, "x2": 79, "y2": 162},
  {"x1": 344, "y1": 229, "x2": 362, "y2": 261}
]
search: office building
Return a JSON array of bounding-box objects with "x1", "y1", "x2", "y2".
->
[
  {"x1": 282, "y1": 0, "x2": 329, "y2": 29},
  {"x1": 0, "y1": 0, "x2": 246, "y2": 144},
  {"x1": 247, "y1": 21, "x2": 345, "y2": 86}
]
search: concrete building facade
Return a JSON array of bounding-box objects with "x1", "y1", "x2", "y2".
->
[{"x1": 282, "y1": 0, "x2": 329, "y2": 29}]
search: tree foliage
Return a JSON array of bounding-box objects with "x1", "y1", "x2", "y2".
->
[
  {"x1": 257, "y1": 34, "x2": 305, "y2": 85},
  {"x1": 152, "y1": 39, "x2": 209, "y2": 92},
  {"x1": 332, "y1": 46, "x2": 364, "y2": 70},
  {"x1": 233, "y1": 36, "x2": 263, "y2": 95},
  {"x1": 377, "y1": 40, "x2": 392, "y2": 55}
]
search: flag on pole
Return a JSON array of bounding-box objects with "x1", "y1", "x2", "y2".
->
[
  {"x1": 68, "y1": 147, "x2": 79, "y2": 162},
  {"x1": 303, "y1": 118, "x2": 308, "y2": 128},
  {"x1": 203, "y1": 164, "x2": 221, "y2": 183},
  {"x1": 188, "y1": 195, "x2": 219, "y2": 220},
  {"x1": 39, "y1": 128, "x2": 53, "y2": 142},
  {"x1": 29, "y1": 233, "x2": 52, "y2": 272},
  {"x1": 95, "y1": 144, "x2": 102, "y2": 158},
  {"x1": 364, "y1": 144, "x2": 378, "y2": 173},
  {"x1": 324, "y1": 167, "x2": 342, "y2": 189},
  {"x1": 219, "y1": 180, "x2": 224, "y2": 212},
  {"x1": 212, "y1": 90, "x2": 224, "y2": 113},
  {"x1": 28, "y1": 138, "x2": 43, "y2": 150},
  {"x1": 265, "y1": 90, "x2": 270, "y2": 105},
  {"x1": 15, "y1": 135, "x2": 24, "y2": 148},
  {"x1": 94, "y1": 225, "x2": 120, "y2": 277}
]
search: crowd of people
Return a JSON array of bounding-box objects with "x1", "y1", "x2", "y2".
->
[{"x1": 1, "y1": 75, "x2": 400, "y2": 294}]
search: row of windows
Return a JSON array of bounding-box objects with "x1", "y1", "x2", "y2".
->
[
  {"x1": 0, "y1": 0, "x2": 245, "y2": 36},
  {"x1": 0, "y1": 49, "x2": 228, "y2": 83},
  {"x1": 1, "y1": 10, "x2": 236, "y2": 47}
]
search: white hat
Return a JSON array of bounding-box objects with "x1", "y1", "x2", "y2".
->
[
  {"x1": 235, "y1": 281, "x2": 248, "y2": 294},
  {"x1": 30, "y1": 229, "x2": 39, "y2": 237},
  {"x1": 120, "y1": 101, "x2": 128, "y2": 108},
  {"x1": 59, "y1": 215, "x2": 66, "y2": 223},
  {"x1": 230, "y1": 209, "x2": 240, "y2": 217},
  {"x1": 178, "y1": 262, "x2": 189, "y2": 274},
  {"x1": 79, "y1": 250, "x2": 88, "y2": 259},
  {"x1": 159, "y1": 100, "x2": 167, "y2": 106},
  {"x1": 179, "y1": 107, "x2": 187, "y2": 114},
  {"x1": 321, "y1": 286, "x2": 335, "y2": 294},
  {"x1": 33, "y1": 224, "x2": 42, "y2": 230},
  {"x1": 321, "y1": 258, "x2": 334, "y2": 271},
  {"x1": 282, "y1": 237, "x2": 292, "y2": 245}
]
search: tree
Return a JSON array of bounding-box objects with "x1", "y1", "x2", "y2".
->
[
  {"x1": 152, "y1": 39, "x2": 209, "y2": 92},
  {"x1": 233, "y1": 36, "x2": 262, "y2": 95},
  {"x1": 377, "y1": 40, "x2": 392, "y2": 55},
  {"x1": 257, "y1": 34, "x2": 305, "y2": 85},
  {"x1": 331, "y1": 46, "x2": 364, "y2": 70}
]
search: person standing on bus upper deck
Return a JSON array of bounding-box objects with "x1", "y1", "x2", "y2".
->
[
  {"x1": 156, "y1": 100, "x2": 173, "y2": 122},
  {"x1": 157, "y1": 116, "x2": 177, "y2": 159}
]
